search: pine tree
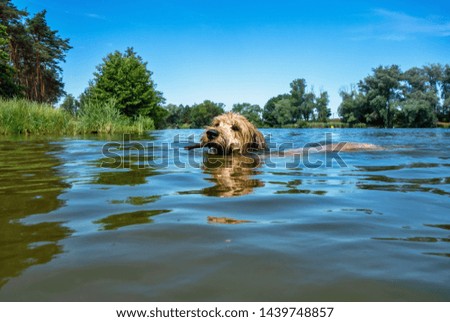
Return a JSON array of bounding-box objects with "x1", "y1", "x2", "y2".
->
[
  {"x1": 0, "y1": 23, "x2": 18, "y2": 97},
  {"x1": 0, "y1": 1, "x2": 71, "y2": 103},
  {"x1": 23, "y1": 10, "x2": 71, "y2": 103}
]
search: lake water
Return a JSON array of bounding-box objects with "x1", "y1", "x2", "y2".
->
[{"x1": 0, "y1": 128, "x2": 449, "y2": 301}]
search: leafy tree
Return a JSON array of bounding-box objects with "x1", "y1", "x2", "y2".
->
[
  {"x1": 338, "y1": 86, "x2": 372, "y2": 126},
  {"x1": 395, "y1": 98, "x2": 436, "y2": 128},
  {"x1": 263, "y1": 94, "x2": 290, "y2": 127},
  {"x1": 151, "y1": 103, "x2": 169, "y2": 129},
  {"x1": 164, "y1": 104, "x2": 182, "y2": 128},
  {"x1": 189, "y1": 100, "x2": 224, "y2": 128},
  {"x1": 359, "y1": 65, "x2": 402, "y2": 127},
  {"x1": 423, "y1": 64, "x2": 442, "y2": 98},
  {"x1": 60, "y1": 94, "x2": 79, "y2": 116},
  {"x1": 403, "y1": 67, "x2": 429, "y2": 93},
  {"x1": 397, "y1": 64, "x2": 442, "y2": 126},
  {"x1": 300, "y1": 92, "x2": 315, "y2": 121},
  {"x1": 82, "y1": 47, "x2": 165, "y2": 123},
  {"x1": 232, "y1": 102, "x2": 263, "y2": 126},
  {"x1": 178, "y1": 105, "x2": 193, "y2": 126},
  {"x1": 290, "y1": 78, "x2": 306, "y2": 122},
  {"x1": 315, "y1": 91, "x2": 331, "y2": 122},
  {"x1": 439, "y1": 64, "x2": 450, "y2": 121},
  {"x1": 273, "y1": 98, "x2": 295, "y2": 127},
  {"x1": 163, "y1": 104, "x2": 193, "y2": 128},
  {"x1": 290, "y1": 79, "x2": 328, "y2": 122}
]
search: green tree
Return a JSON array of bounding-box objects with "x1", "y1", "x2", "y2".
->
[
  {"x1": 60, "y1": 94, "x2": 79, "y2": 116},
  {"x1": 290, "y1": 79, "x2": 326, "y2": 122},
  {"x1": 273, "y1": 98, "x2": 295, "y2": 127},
  {"x1": 0, "y1": 2, "x2": 70, "y2": 103},
  {"x1": 0, "y1": 23, "x2": 18, "y2": 97},
  {"x1": 397, "y1": 65, "x2": 439, "y2": 127},
  {"x1": 0, "y1": 0, "x2": 26, "y2": 98},
  {"x1": 290, "y1": 78, "x2": 306, "y2": 122},
  {"x1": 83, "y1": 47, "x2": 165, "y2": 123},
  {"x1": 423, "y1": 63, "x2": 443, "y2": 107},
  {"x1": 405, "y1": 65, "x2": 444, "y2": 116},
  {"x1": 300, "y1": 92, "x2": 315, "y2": 121},
  {"x1": 263, "y1": 94, "x2": 290, "y2": 127},
  {"x1": 164, "y1": 104, "x2": 182, "y2": 128},
  {"x1": 163, "y1": 104, "x2": 193, "y2": 128},
  {"x1": 395, "y1": 98, "x2": 437, "y2": 128},
  {"x1": 359, "y1": 65, "x2": 402, "y2": 128},
  {"x1": 403, "y1": 67, "x2": 429, "y2": 93},
  {"x1": 315, "y1": 91, "x2": 331, "y2": 122},
  {"x1": 338, "y1": 86, "x2": 370, "y2": 126},
  {"x1": 179, "y1": 105, "x2": 192, "y2": 127},
  {"x1": 232, "y1": 102, "x2": 263, "y2": 127},
  {"x1": 23, "y1": 10, "x2": 71, "y2": 103},
  {"x1": 438, "y1": 64, "x2": 450, "y2": 121},
  {"x1": 189, "y1": 100, "x2": 224, "y2": 128}
]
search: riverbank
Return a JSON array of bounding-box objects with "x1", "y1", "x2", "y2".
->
[{"x1": 0, "y1": 99, "x2": 154, "y2": 135}]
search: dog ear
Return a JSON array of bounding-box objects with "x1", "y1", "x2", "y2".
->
[{"x1": 253, "y1": 132, "x2": 266, "y2": 150}]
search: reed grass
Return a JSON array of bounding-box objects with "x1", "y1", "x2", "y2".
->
[
  {"x1": 0, "y1": 98, "x2": 75, "y2": 135},
  {"x1": 0, "y1": 98, "x2": 154, "y2": 135},
  {"x1": 303, "y1": 121, "x2": 367, "y2": 129}
]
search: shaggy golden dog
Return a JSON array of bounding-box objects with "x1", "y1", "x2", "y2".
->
[
  {"x1": 185, "y1": 112, "x2": 265, "y2": 155},
  {"x1": 185, "y1": 112, "x2": 380, "y2": 155}
]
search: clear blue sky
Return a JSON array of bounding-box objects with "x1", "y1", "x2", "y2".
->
[{"x1": 15, "y1": 0, "x2": 450, "y2": 116}]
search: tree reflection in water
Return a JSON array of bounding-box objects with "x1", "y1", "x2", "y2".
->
[{"x1": 0, "y1": 140, "x2": 72, "y2": 288}]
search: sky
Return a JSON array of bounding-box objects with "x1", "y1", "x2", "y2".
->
[{"x1": 14, "y1": 0, "x2": 450, "y2": 116}]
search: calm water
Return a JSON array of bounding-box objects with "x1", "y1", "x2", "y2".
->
[{"x1": 0, "y1": 128, "x2": 449, "y2": 301}]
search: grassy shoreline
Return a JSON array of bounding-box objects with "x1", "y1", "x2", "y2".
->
[
  {"x1": 1, "y1": 99, "x2": 447, "y2": 136},
  {"x1": 437, "y1": 122, "x2": 450, "y2": 128},
  {"x1": 0, "y1": 99, "x2": 154, "y2": 135}
]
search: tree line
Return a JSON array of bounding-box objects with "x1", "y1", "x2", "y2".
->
[
  {"x1": 163, "y1": 79, "x2": 330, "y2": 129},
  {"x1": 339, "y1": 64, "x2": 450, "y2": 128}
]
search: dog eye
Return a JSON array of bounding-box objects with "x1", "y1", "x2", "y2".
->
[
  {"x1": 231, "y1": 124, "x2": 240, "y2": 131},
  {"x1": 214, "y1": 122, "x2": 220, "y2": 127}
]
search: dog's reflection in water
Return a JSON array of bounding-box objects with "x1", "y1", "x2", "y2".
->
[{"x1": 200, "y1": 154, "x2": 264, "y2": 197}]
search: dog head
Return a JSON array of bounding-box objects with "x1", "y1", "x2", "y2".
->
[{"x1": 200, "y1": 112, "x2": 266, "y2": 155}]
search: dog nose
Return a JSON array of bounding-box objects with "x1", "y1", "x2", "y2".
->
[{"x1": 206, "y1": 129, "x2": 219, "y2": 140}]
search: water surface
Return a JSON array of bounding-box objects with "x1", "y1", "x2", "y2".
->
[{"x1": 0, "y1": 129, "x2": 449, "y2": 301}]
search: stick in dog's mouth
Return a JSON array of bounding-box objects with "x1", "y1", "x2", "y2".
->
[
  {"x1": 184, "y1": 142, "x2": 223, "y2": 154},
  {"x1": 184, "y1": 143, "x2": 202, "y2": 150}
]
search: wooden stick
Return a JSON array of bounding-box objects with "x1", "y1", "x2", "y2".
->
[{"x1": 184, "y1": 143, "x2": 202, "y2": 150}]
